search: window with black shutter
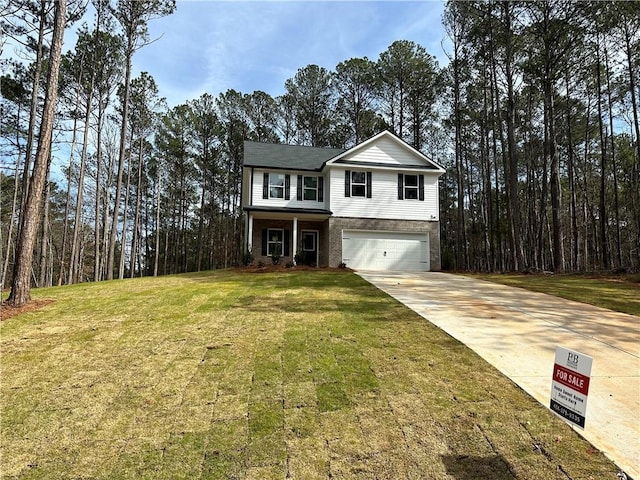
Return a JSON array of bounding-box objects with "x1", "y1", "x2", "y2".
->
[
  {"x1": 345, "y1": 170, "x2": 351, "y2": 197},
  {"x1": 268, "y1": 173, "x2": 285, "y2": 198},
  {"x1": 404, "y1": 174, "x2": 419, "y2": 200},
  {"x1": 262, "y1": 173, "x2": 269, "y2": 199},
  {"x1": 284, "y1": 174, "x2": 290, "y2": 200},
  {"x1": 345, "y1": 170, "x2": 373, "y2": 198},
  {"x1": 398, "y1": 174, "x2": 425, "y2": 201}
]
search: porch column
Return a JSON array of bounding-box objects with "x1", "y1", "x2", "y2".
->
[
  {"x1": 292, "y1": 217, "x2": 298, "y2": 263},
  {"x1": 248, "y1": 213, "x2": 253, "y2": 252}
]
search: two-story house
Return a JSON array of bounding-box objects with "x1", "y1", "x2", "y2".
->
[{"x1": 241, "y1": 130, "x2": 445, "y2": 271}]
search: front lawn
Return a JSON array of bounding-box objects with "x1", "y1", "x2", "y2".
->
[
  {"x1": 467, "y1": 273, "x2": 640, "y2": 317},
  {"x1": 1, "y1": 270, "x2": 619, "y2": 479}
]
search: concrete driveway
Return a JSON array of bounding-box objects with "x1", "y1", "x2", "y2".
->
[{"x1": 358, "y1": 271, "x2": 639, "y2": 479}]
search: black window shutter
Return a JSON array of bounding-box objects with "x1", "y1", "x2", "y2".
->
[
  {"x1": 318, "y1": 176, "x2": 324, "y2": 202},
  {"x1": 284, "y1": 230, "x2": 290, "y2": 256},
  {"x1": 419, "y1": 175, "x2": 425, "y2": 201},
  {"x1": 345, "y1": 170, "x2": 351, "y2": 197},
  {"x1": 285, "y1": 174, "x2": 290, "y2": 200},
  {"x1": 398, "y1": 173, "x2": 404, "y2": 200},
  {"x1": 262, "y1": 173, "x2": 269, "y2": 199},
  {"x1": 261, "y1": 229, "x2": 267, "y2": 255},
  {"x1": 366, "y1": 171, "x2": 372, "y2": 198},
  {"x1": 297, "y1": 175, "x2": 303, "y2": 201}
]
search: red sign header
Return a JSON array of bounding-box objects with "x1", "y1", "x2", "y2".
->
[{"x1": 553, "y1": 363, "x2": 590, "y2": 396}]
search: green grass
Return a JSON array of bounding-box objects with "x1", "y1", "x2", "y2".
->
[
  {"x1": 466, "y1": 273, "x2": 640, "y2": 316},
  {"x1": 1, "y1": 270, "x2": 620, "y2": 479}
]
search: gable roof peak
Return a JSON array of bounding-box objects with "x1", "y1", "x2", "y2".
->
[{"x1": 327, "y1": 130, "x2": 446, "y2": 173}]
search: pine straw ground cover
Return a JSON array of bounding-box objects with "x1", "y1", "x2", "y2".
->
[{"x1": 0, "y1": 270, "x2": 619, "y2": 479}]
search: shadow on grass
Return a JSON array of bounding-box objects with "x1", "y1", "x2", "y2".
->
[{"x1": 441, "y1": 454, "x2": 516, "y2": 480}]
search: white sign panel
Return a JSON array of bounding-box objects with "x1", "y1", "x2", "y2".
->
[{"x1": 550, "y1": 346, "x2": 593, "y2": 428}]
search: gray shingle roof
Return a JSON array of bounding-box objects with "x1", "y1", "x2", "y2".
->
[{"x1": 243, "y1": 141, "x2": 345, "y2": 171}]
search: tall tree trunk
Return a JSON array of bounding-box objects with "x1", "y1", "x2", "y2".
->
[
  {"x1": 37, "y1": 166, "x2": 51, "y2": 288},
  {"x1": 545, "y1": 70, "x2": 564, "y2": 272},
  {"x1": 130, "y1": 140, "x2": 144, "y2": 278},
  {"x1": 69, "y1": 87, "x2": 94, "y2": 284},
  {"x1": 94, "y1": 102, "x2": 105, "y2": 281},
  {"x1": 622, "y1": 18, "x2": 640, "y2": 171},
  {"x1": 101, "y1": 144, "x2": 116, "y2": 281},
  {"x1": 501, "y1": 1, "x2": 524, "y2": 271},
  {"x1": 605, "y1": 47, "x2": 622, "y2": 267},
  {"x1": 196, "y1": 184, "x2": 205, "y2": 272},
  {"x1": 595, "y1": 38, "x2": 609, "y2": 270},
  {"x1": 107, "y1": 38, "x2": 133, "y2": 280},
  {"x1": 2, "y1": 125, "x2": 24, "y2": 290},
  {"x1": 119, "y1": 147, "x2": 133, "y2": 279},
  {"x1": 622, "y1": 17, "x2": 640, "y2": 270},
  {"x1": 154, "y1": 170, "x2": 161, "y2": 277},
  {"x1": 452, "y1": 34, "x2": 466, "y2": 270},
  {"x1": 565, "y1": 69, "x2": 579, "y2": 271},
  {"x1": 58, "y1": 119, "x2": 76, "y2": 286},
  {"x1": 19, "y1": 1, "x2": 47, "y2": 226},
  {"x1": 7, "y1": 0, "x2": 66, "y2": 306},
  {"x1": 481, "y1": 61, "x2": 494, "y2": 271}
]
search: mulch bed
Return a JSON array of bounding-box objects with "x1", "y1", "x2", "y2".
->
[
  {"x1": 236, "y1": 264, "x2": 352, "y2": 274},
  {"x1": 1, "y1": 299, "x2": 55, "y2": 321}
]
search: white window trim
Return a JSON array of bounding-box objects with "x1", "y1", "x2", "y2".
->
[
  {"x1": 404, "y1": 174, "x2": 419, "y2": 200},
  {"x1": 269, "y1": 174, "x2": 285, "y2": 199},
  {"x1": 351, "y1": 171, "x2": 366, "y2": 197},
  {"x1": 303, "y1": 175, "x2": 318, "y2": 201},
  {"x1": 267, "y1": 228, "x2": 284, "y2": 256}
]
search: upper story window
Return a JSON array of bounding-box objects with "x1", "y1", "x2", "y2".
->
[
  {"x1": 397, "y1": 173, "x2": 425, "y2": 201},
  {"x1": 296, "y1": 175, "x2": 324, "y2": 202},
  {"x1": 304, "y1": 176, "x2": 318, "y2": 200},
  {"x1": 344, "y1": 170, "x2": 372, "y2": 198},
  {"x1": 262, "y1": 173, "x2": 290, "y2": 200},
  {"x1": 351, "y1": 171, "x2": 366, "y2": 197},
  {"x1": 404, "y1": 175, "x2": 419, "y2": 199},
  {"x1": 270, "y1": 173, "x2": 285, "y2": 198}
]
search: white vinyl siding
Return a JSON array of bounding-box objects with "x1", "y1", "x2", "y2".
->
[
  {"x1": 342, "y1": 230, "x2": 429, "y2": 271},
  {"x1": 339, "y1": 136, "x2": 427, "y2": 166},
  {"x1": 329, "y1": 168, "x2": 439, "y2": 221},
  {"x1": 252, "y1": 169, "x2": 327, "y2": 210}
]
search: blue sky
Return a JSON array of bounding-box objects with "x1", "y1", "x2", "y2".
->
[{"x1": 102, "y1": 0, "x2": 448, "y2": 107}]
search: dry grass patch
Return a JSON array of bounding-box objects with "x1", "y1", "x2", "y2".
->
[{"x1": 0, "y1": 269, "x2": 621, "y2": 479}]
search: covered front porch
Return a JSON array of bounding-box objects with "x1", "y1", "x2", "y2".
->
[{"x1": 245, "y1": 207, "x2": 331, "y2": 267}]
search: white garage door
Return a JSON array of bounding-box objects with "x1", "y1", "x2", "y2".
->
[{"x1": 342, "y1": 230, "x2": 429, "y2": 271}]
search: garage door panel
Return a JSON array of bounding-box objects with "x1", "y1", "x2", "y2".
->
[{"x1": 342, "y1": 230, "x2": 429, "y2": 271}]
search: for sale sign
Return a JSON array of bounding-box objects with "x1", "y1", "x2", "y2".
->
[{"x1": 550, "y1": 346, "x2": 593, "y2": 428}]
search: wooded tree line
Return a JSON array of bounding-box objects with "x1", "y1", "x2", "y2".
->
[
  {"x1": 442, "y1": 0, "x2": 640, "y2": 274},
  {"x1": 1, "y1": 0, "x2": 639, "y2": 304}
]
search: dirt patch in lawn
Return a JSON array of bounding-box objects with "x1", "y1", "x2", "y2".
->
[{"x1": 0, "y1": 299, "x2": 55, "y2": 321}]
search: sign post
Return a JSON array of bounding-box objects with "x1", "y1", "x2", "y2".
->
[{"x1": 550, "y1": 346, "x2": 593, "y2": 428}]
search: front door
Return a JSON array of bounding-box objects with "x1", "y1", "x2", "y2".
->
[{"x1": 301, "y1": 231, "x2": 318, "y2": 266}]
